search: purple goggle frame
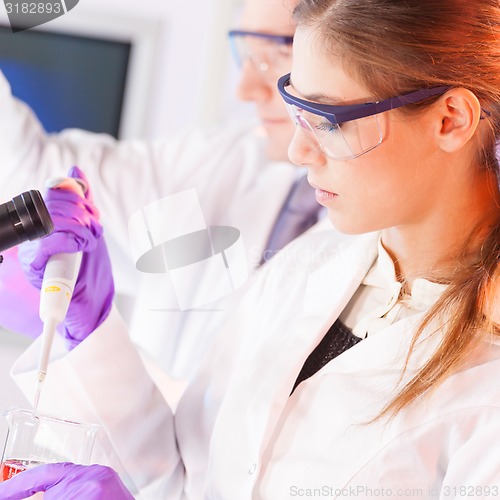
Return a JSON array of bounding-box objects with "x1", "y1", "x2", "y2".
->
[
  {"x1": 278, "y1": 73, "x2": 451, "y2": 124},
  {"x1": 228, "y1": 30, "x2": 294, "y2": 46}
]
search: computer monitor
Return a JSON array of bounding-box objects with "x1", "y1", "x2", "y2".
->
[{"x1": 0, "y1": 10, "x2": 158, "y2": 139}]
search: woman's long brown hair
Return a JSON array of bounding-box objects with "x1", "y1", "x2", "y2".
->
[{"x1": 293, "y1": 0, "x2": 500, "y2": 418}]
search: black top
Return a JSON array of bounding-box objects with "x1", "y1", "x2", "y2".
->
[{"x1": 291, "y1": 319, "x2": 362, "y2": 395}]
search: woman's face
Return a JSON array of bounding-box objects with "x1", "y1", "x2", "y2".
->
[{"x1": 287, "y1": 28, "x2": 448, "y2": 235}]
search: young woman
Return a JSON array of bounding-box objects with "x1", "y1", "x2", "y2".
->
[{"x1": 1, "y1": 0, "x2": 500, "y2": 498}]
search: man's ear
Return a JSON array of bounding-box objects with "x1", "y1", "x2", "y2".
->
[{"x1": 435, "y1": 88, "x2": 482, "y2": 153}]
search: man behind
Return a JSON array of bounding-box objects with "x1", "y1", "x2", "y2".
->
[{"x1": 0, "y1": 0, "x2": 332, "y2": 385}]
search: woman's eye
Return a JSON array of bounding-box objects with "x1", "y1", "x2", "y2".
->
[{"x1": 316, "y1": 121, "x2": 341, "y2": 133}]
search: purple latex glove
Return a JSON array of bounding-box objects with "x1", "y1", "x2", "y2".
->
[
  {"x1": 0, "y1": 462, "x2": 134, "y2": 500},
  {"x1": 18, "y1": 166, "x2": 114, "y2": 349}
]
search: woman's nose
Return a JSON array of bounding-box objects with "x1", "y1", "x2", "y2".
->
[{"x1": 287, "y1": 127, "x2": 327, "y2": 167}]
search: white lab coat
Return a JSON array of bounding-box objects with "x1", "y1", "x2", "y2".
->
[
  {"x1": 0, "y1": 71, "x2": 310, "y2": 380},
  {"x1": 12, "y1": 230, "x2": 500, "y2": 499}
]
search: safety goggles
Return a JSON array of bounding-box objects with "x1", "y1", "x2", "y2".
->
[
  {"x1": 278, "y1": 73, "x2": 451, "y2": 160},
  {"x1": 228, "y1": 30, "x2": 293, "y2": 77}
]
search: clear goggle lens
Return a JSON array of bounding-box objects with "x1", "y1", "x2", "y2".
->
[
  {"x1": 285, "y1": 102, "x2": 383, "y2": 160},
  {"x1": 229, "y1": 35, "x2": 292, "y2": 76}
]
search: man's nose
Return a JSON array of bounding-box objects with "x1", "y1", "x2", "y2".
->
[{"x1": 236, "y1": 59, "x2": 274, "y2": 102}]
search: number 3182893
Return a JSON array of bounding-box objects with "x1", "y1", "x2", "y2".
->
[{"x1": 5, "y1": 2, "x2": 62, "y2": 14}]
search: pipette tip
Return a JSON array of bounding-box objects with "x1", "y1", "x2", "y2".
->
[
  {"x1": 33, "y1": 372, "x2": 46, "y2": 415},
  {"x1": 33, "y1": 388, "x2": 41, "y2": 415}
]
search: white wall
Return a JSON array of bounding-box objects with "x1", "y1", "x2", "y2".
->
[
  {"x1": 0, "y1": 329, "x2": 32, "y2": 447},
  {"x1": 0, "y1": 0, "x2": 251, "y2": 139},
  {"x1": 70, "y1": 0, "x2": 251, "y2": 138},
  {"x1": 70, "y1": 0, "x2": 246, "y2": 138}
]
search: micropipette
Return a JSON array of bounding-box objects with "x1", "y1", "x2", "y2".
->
[{"x1": 33, "y1": 177, "x2": 86, "y2": 413}]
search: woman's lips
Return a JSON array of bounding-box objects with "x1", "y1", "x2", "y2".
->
[{"x1": 310, "y1": 182, "x2": 337, "y2": 204}]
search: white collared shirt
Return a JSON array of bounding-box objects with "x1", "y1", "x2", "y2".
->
[{"x1": 339, "y1": 239, "x2": 448, "y2": 339}]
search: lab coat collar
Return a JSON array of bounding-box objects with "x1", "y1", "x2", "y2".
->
[
  {"x1": 301, "y1": 231, "x2": 380, "y2": 322},
  {"x1": 364, "y1": 238, "x2": 448, "y2": 313},
  {"x1": 255, "y1": 230, "x2": 448, "y2": 435},
  {"x1": 246, "y1": 230, "x2": 382, "y2": 402},
  {"x1": 208, "y1": 232, "x2": 381, "y2": 491},
  {"x1": 232, "y1": 232, "x2": 382, "y2": 470},
  {"x1": 209, "y1": 230, "x2": 493, "y2": 495},
  {"x1": 298, "y1": 233, "x2": 445, "y2": 377}
]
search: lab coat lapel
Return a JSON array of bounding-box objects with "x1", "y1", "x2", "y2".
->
[
  {"x1": 240, "y1": 233, "x2": 380, "y2": 479},
  {"x1": 207, "y1": 233, "x2": 381, "y2": 496},
  {"x1": 253, "y1": 312, "x2": 442, "y2": 496},
  {"x1": 286, "y1": 313, "x2": 446, "y2": 490},
  {"x1": 334, "y1": 314, "x2": 440, "y2": 374},
  {"x1": 301, "y1": 232, "x2": 380, "y2": 321}
]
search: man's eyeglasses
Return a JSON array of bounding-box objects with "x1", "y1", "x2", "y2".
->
[
  {"x1": 228, "y1": 30, "x2": 293, "y2": 77},
  {"x1": 277, "y1": 72, "x2": 451, "y2": 160}
]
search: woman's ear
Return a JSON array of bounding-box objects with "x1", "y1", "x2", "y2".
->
[{"x1": 434, "y1": 88, "x2": 482, "y2": 153}]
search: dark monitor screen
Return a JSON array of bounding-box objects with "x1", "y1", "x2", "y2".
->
[{"x1": 0, "y1": 25, "x2": 131, "y2": 138}]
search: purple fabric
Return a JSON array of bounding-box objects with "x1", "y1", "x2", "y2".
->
[
  {"x1": 261, "y1": 174, "x2": 321, "y2": 263},
  {"x1": 18, "y1": 166, "x2": 114, "y2": 349},
  {"x1": 0, "y1": 462, "x2": 134, "y2": 500},
  {"x1": 0, "y1": 246, "x2": 43, "y2": 337}
]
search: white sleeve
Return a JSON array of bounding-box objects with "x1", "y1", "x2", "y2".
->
[
  {"x1": 11, "y1": 306, "x2": 184, "y2": 499},
  {"x1": 0, "y1": 70, "x2": 263, "y2": 268},
  {"x1": 438, "y1": 408, "x2": 500, "y2": 499},
  {"x1": 0, "y1": 69, "x2": 260, "y2": 299},
  {"x1": 8, "y1": 250, "x2": 290, "y2": 498},
  {"x1": 0, "y1": 69, "x2": 258, "y2": 208},
  {"x1": 9, "y1": 289, "x2": 262, "y2": 499},
  {"x1": 0, "y1": 71, "x2": 170, "y2": 253}
]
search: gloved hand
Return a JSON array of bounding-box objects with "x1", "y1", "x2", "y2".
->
[
  {"x1": 0, "y1": 462, "x2": 134, "y2": 500},
  {"x1": 18, "y1": 166, "x2": 114, "y2": 349}
]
